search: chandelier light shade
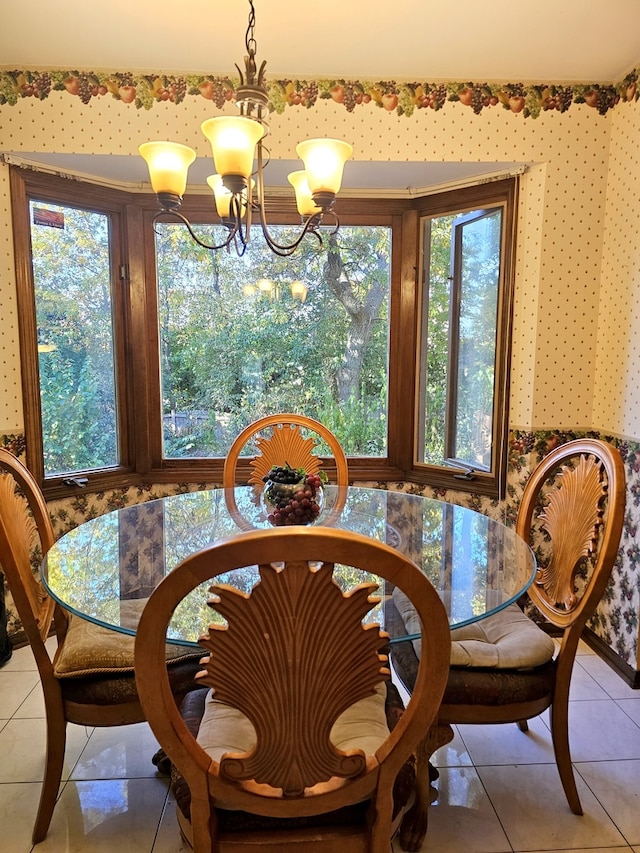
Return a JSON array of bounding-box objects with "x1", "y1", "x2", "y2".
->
[
  {"x1": 138, "y1": 0, "x2": 353, "y2": 257},
  {"x1": 206, "y1": 174, "x2": 233, "y2": 218},
  {"x1": 206, "y1": 174, "x2": 254, "y2": 218},
  {"x1": 139, "y1": 141, "x2": 196, "y2": 207},
  {"x1": 287, "y1": 170, "x2": 322, "y2": 217},
  {"x1": 295, "y1": 138, "x2": 354, "y2": 198},
  {"x1": 201, "y1": 116, "x2": 265, "y2": 191}
]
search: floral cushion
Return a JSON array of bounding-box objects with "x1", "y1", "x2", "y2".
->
[{"x1": 53, "y1": 604, "x2": 200, "y2": 678}]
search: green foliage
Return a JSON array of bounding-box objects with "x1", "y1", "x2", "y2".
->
[
  {"x1": 315, "y1": 388, "x2": 387, "y2": 456},
  {"x1": 31, "y1": 198, "x2": 499, "y2": 473},
  {"x1": 422, "y1": 215, "x2": 452, "y2": 463},
  {"x1": 155, "y1": 223, "x2": 391, "y2": 458},
  {"x1": 30, "y1": 203, "x2": 118, "y2": 475}
]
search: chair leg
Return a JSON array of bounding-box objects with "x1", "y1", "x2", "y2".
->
[
  {"x1": 550, "y1": 699, "x2": 582, "y2": 815},
  {"x1": 190, "y1": 792, "x2": 215, "y2": 853},
  {"x1": 398, "y1": 723, "x2": 453, "y2": 852},
  {"x1": 32, "y1": 705, "x2": 67, "y2": 843},
  {"x1": 370, "y1": 766, "x2": 396, "y2": 853},
  {"x1": 516, "y1": 720, "x2": 529, "y2": 732}
]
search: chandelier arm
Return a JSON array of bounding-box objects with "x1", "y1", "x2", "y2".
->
[
  {"x1": 251, "y1": 140, "x2": 324, "y2": 256},
  {"x1": 152, "y1": 210, "x2": 238, "y2": 252},
  {"x1": 320, "y1": 210, "x2": 341, "y2": 236},
  {"x1": 232, "y1": 233, "x2": 249, "y2": 256},
  {"x1": 240, "y1": 185, "x2": 252, "y2": 247},
  {"x1": 258, "y1": 215, "x2": 324, "y2": 257}
]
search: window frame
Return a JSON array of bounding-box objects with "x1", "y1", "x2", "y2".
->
[
  {"x1": 10, "y1": 167, "x2": 517, "y2": 499},
  {"x1": 445, "y1": 207, "x2": 500, "y2": 471},
  {"x1": 9, "y1": 169, "x2": 138, "y2": 489},
  {"x1": 409, "y1": 178, "x2": 519, "y2": 496},
  {"x1": 139, "y1": 193, "x2": 409, "y2": 487}
]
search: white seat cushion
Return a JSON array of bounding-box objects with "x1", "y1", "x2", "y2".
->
[
  {"x1": 196, "y1": 681, "x2": 389, "y2": 766},
  {"x1": 392, "y1": 588, "x2": 555, "y2": 670}
]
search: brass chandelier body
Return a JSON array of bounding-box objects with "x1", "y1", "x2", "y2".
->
[{"x1": 139, "y1": 0, "x2": 353, "y2": 257}]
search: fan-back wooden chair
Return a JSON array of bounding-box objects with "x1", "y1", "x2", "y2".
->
[
  {"x1": 0, "y1": 448, "x2": 201, "y2": 844},
  {"x1": 223, "y1": 414, "x2": 350, "y2": 528},
  {"x1": 222, "y1": 413, "x2": 349, "y2": 489},
  {"x1": 388, "y1": 438, "x2": 625, "y2": 849},
  {"x1": 134, "y1": 526, "x2": 451, "y2": 853}
]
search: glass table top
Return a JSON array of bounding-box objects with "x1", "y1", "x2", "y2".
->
[{"x1": 42, "y1": 486, "x2": 536, "y2": 647}]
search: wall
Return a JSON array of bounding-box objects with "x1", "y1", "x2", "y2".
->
[
  {"x1": 0, "y1": 82, "x2": 639, "y2": 679},
  {"x1": 595, "y1": 100, "x2": 640, "y2": 434},
  {"x1": 0, "y1": 163, "x2": 21, "y2": 433},
  {"x1": 0, "y1": 92, "x2": 617, "y2": 432}
]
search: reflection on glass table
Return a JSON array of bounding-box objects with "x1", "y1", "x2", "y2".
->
[{"x1": 42, "y1": 486, "x2": 536, "y2": 647}]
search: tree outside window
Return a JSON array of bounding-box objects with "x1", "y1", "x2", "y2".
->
[{"x1": 154, "y1": 224, "x2": 390, "y2": 459}]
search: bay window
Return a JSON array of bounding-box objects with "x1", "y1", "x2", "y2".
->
[{"x1": 10, "y1": 167, "x2": 516, "y2": 497}]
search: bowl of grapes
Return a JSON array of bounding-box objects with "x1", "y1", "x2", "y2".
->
[{"x1": 261, "y1": 464, "x2": 326, "y2": 526}]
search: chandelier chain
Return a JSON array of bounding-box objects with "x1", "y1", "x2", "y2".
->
[{"x1": 245, "y1": 0, "x2": 257, "y2": 59}]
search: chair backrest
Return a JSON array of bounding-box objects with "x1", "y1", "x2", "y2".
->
[
  {"x1": 0, "y1": 448, "x2": 62, "y2": 667},
  {"x1": 134, "y1": 526, "x2": 450, "y2": 843},
  {"x1": 222, "y1": 413, "x2": 349, "y2": 488},
  {"x1": 516, "y1": 439, "x2": 625, "y2": 637}
]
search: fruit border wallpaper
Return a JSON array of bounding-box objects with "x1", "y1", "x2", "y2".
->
[{"x1": 0, "y1": 67, "x2": 639, "y2": 119}]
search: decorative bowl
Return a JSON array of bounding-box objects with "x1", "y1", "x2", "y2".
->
[{"x1": 261, "y1": 465, "x2": 325, "y2": 526}]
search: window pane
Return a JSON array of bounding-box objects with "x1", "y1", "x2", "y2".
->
[
  {"x1": 418, "y1": 207, "x2": 502, "y2": 471},
  {"x1": 451, "y1": 209, "x2": 501, "y2": 468},
  {"x1": 419, "y1": 215, "x2": 454, "y2": 465},
  {"x1": 30, "y1": 202, "x2": 118, "y2": 476},
  {"x1": 154, "y1": 224, "x2": 390, "y2": 458}
]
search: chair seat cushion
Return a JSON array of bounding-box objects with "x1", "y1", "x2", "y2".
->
[
  {"x1": 172, "y1": 683, "x2": 415, "y2": 829},
  {"x1": 392, "y1": 589, "x2": 555, "y2": 670},
  {"x1": 54, "y1": 607, "x2": 200, "y2": 678},
  {"x1": 197, "y1": 681, "x2": 390, "y2": 766},
  {"x1": 449, "y1": 605, "x2": 556, "y2": 669},
  {"x1": 442, "y1": 658, "x2": 557, "y2": 707},
  {"x1": 59, "y1": 655, "x2": 203, "y2": 707}
]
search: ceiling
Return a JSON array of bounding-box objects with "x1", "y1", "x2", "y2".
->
[
  {"x1": 2, "y1": 0, "x2": 639, "y2": 194},
  {"x1": 3, "y1": 152, "x2": 523, "y2": 198},
  {"x1": 3, "y1": 0, "x2": 640, "y2": 84}
]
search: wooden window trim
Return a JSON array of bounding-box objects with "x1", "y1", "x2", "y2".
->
[
  {"x1": 407, "y1": 178, "x2": 518, "y2": 498},
  {"x1": 10, "y1": 166, "x2": 516, "y2": 499}
]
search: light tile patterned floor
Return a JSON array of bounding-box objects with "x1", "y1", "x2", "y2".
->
[{"x1": 1, "y1": 639, "x2": 639, "y2": 852}]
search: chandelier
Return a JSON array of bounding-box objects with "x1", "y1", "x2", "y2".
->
[{"x1": 139, "y1": 0, "x2": 353, "y2": 258}]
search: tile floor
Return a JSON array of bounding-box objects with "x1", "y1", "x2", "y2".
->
[{"x1": 1, "y1": 638, "x2": 639, "y2": 852}]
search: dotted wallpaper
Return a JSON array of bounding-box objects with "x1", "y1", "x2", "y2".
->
[
  {"x1": 0, "y1": 163, "x2": 22, "y2": 433},
  {"x1": 594, "y1": 102, "x2": 640, "y2": 433},
  {"x1": 510, "y1": 162, "x2": 547, "y2": 427},
  {"x1": 0, "y1": 90, "x2": 637, "y2": 436}
]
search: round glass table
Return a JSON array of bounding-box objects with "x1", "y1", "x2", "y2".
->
[{"x1": 42, "y1": 486, "x2": 536, "y2": 646}]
